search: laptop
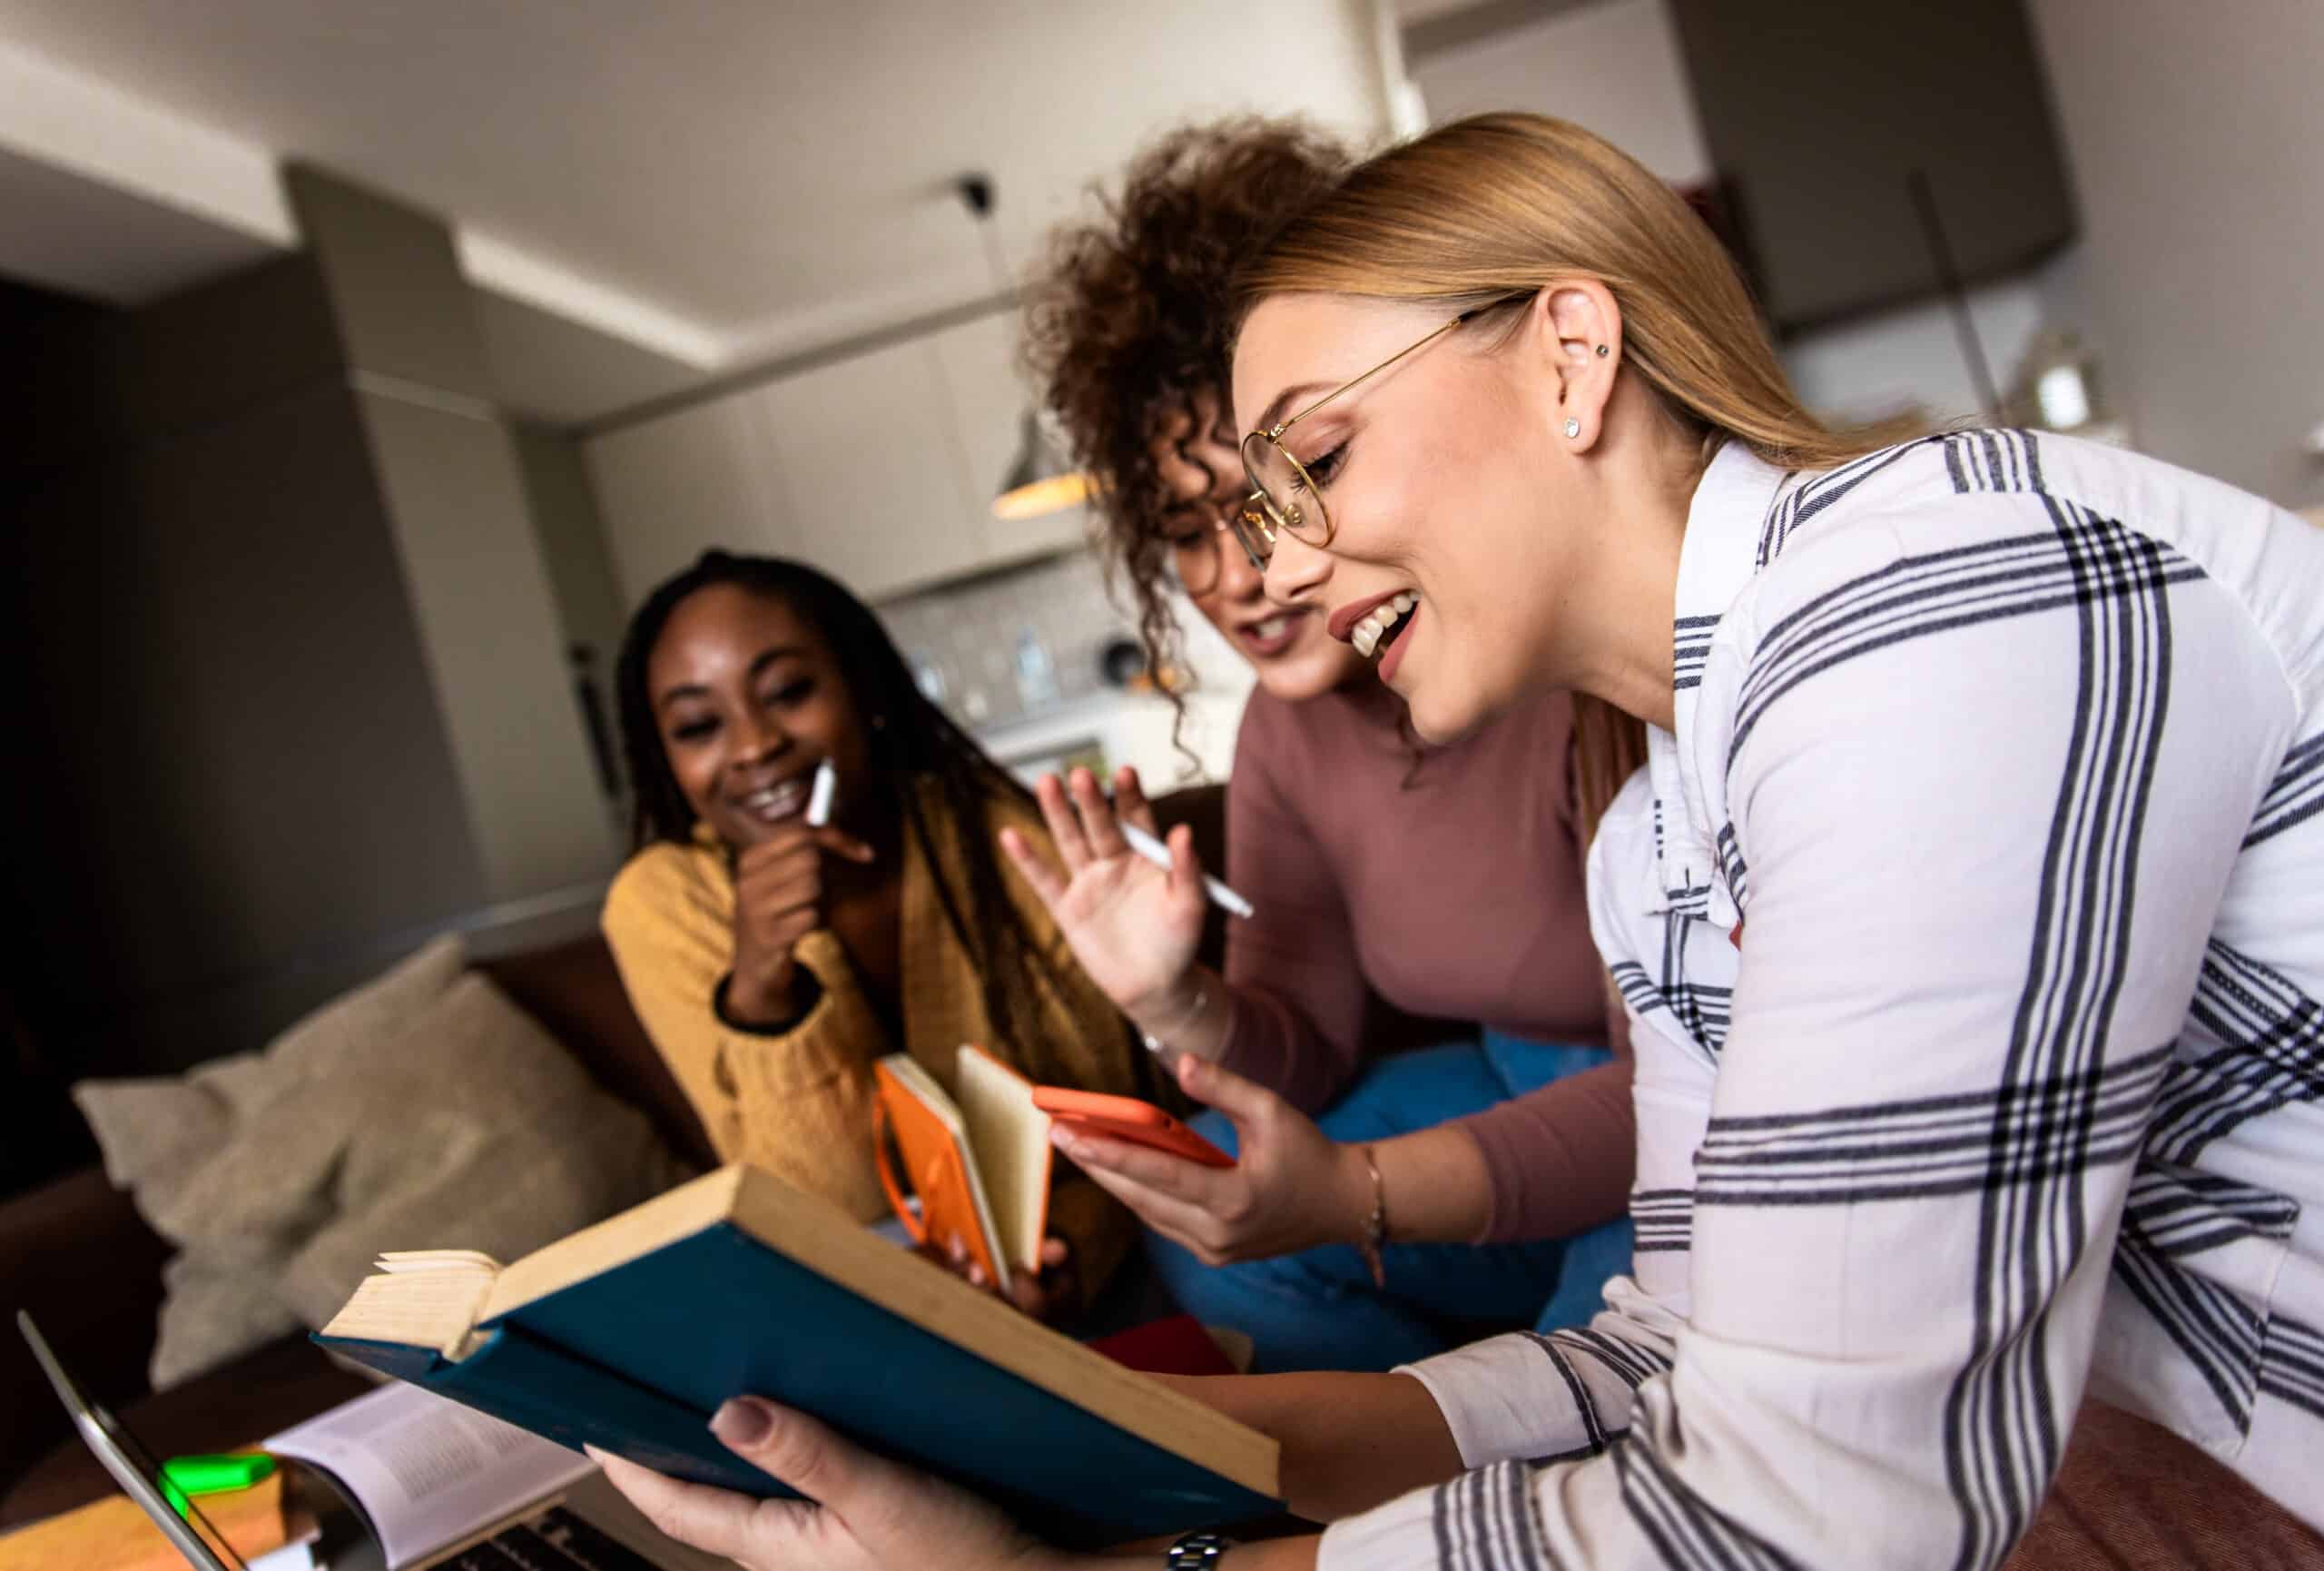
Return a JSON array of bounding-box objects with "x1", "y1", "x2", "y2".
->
[{"x1": 16, "y1": 1310, "x2": 734, "y2": 1571}]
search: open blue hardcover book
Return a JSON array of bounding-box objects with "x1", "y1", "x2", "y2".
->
[{"x1": 316, "y1": 1165, "x2": 1281, "y2": 1546}]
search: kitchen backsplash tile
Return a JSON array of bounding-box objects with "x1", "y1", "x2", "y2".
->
[{"x1": 879, "y1": 549, "x2": 1132, "y2": 730}]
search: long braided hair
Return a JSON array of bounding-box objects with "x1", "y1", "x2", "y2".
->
[{"x1": 614, "y1": 550, "x2": 1112, "y2": 1085}]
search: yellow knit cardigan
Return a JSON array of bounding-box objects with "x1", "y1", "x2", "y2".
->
[{"x1": 600, "y1": 783, "x2": 1147, "y2": 1300}]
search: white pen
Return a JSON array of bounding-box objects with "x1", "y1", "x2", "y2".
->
[
  {"x1": 804, "y1": 758, "x2": 837, "y2": 828},
  {"x1": 1117, "y1": 819, "x2": 1255, "y2": 920}
]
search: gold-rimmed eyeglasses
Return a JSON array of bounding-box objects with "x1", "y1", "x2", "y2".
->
[
  {"x1": 1234, "y1": 298, "x2": 1521, "y2": 568},
  {"x1": 1160, "y1": 501, "x2": 1249, "y2": 596}
]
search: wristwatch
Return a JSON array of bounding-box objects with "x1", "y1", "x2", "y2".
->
[{"x1": 1164, "y1": 1529, "x2": 1236, "y2": 1568}]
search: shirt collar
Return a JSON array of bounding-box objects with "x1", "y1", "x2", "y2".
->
[{"x1": 1641, "y1": 440, "x2": 1791, "y2": 919}]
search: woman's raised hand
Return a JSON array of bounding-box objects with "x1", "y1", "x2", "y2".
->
[
  {"x1": 590, "y1": 1398, "x2": 1054, "y2": 1571},
  {"x1": 725, "y1": 820, "x2": 876, "y2": 1025},
  {"x1": 1056, "y1": 1054, "x2": 1369, "y2": 1267},
  {"x1": 999, "y1": 766, "x2": 1208, "y2": 1026}
]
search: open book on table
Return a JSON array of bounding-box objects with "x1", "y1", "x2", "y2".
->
[
  {"x1": 265, "y1": 1382, "x2": 595, "y2": 1569},
  {"x1": 315, "y1": 1164, "x2": 1280, "y2": 1546}
]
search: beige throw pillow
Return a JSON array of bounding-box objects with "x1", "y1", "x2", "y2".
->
[{"x1": 74, "y1": 936, "x2": 693, "y2": 1389}]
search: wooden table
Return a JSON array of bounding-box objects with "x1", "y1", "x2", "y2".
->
[{"x1": 0, "y1": 1465, "x2": 310, "y2": 1571}]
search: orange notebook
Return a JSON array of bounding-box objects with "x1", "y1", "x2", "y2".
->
[{"x1": 873, "y1": 1046, "x2": 1054, "y2": 1294}]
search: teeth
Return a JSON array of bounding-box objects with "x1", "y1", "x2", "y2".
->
[
  {"x1": 742, "y1": 781, "x2": 807, "y2": 819},
  {"x1": 1349, "y1": 592, "x2": 1419, "y2": 660}
]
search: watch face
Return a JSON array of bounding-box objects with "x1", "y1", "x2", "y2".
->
[{"x1": 1167, "y1": 1530, "x2": 1231, "y2": 1568}]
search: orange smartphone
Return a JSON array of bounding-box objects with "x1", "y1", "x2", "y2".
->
[{"x1": 1031, "y1": 1087, "x2": 1236, "y2": 1168}]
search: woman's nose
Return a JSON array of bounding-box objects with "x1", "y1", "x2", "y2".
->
[
  {"x1": 731, "y1": 706, "x2": 787, "y2": 765},
  {"x1": 1212, "y1": 527, "x2": 1265, "y2": 601},
  {"x1": 1262, "y1": 528, "x2": 1331, "y2": 607}
]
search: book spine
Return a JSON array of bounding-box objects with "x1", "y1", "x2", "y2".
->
[{"x1": 314, "y1": 1326, "x2": 791, "y2": 1500}]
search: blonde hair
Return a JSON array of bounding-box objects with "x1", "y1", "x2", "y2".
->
[{"x1": 1235, "y1": 113, "x2": 1919, "y2": 841}]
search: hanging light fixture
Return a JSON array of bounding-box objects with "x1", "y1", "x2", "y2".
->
[
  {"x1": 993, "y1": 411, "x2": 1095, "y2": 519},
  {"x1": 957, "y1": 173, "x2": 1095, "y2": 522}
]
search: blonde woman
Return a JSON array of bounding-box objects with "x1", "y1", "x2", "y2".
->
[{"x1": 591, "y1": 115, "x2": 2324, "y2": 1570}]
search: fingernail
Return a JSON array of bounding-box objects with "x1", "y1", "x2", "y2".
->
[
  {"x1": 581, "y1": 1443, "x2": 608, "y2": 1465},
  {"x1": 711, "y1": 1398, "x2": 773, "y2": 1447}
]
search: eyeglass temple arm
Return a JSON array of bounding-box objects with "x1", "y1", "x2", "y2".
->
[{"x1": 1267, "y1": 293, "x2": 1529, "y2": 437}]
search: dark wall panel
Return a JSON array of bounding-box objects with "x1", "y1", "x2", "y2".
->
[{"x1": 1669, "y1": 0, "x2": 2076, "y2": 332}]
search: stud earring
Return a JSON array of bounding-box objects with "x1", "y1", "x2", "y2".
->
[
  {"x1": 1563, "y1": 418, "x2": 1581, "y2": 439},
  {"x1": 1595, "y1": 344, "x2": 1610, "y2": 357}
]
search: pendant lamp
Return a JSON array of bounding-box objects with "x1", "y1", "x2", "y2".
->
[{"x1": 957, "y1": 172, "x2": 1094, "y2": 521}]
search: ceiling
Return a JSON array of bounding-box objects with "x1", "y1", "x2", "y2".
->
[{"x1": 0, "y1": 0, "x2": 1393, "y2": 417}]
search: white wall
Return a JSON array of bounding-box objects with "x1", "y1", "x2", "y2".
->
[
  {"x1": 1781, "y1": 272, "x2": 2058, "y2": 427},
  {"x1": 2025, "y1": 0, "x2": 2324, "y2": 509}
]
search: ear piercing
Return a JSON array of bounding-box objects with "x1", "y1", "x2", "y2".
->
[{"x1": 1563, "y1": 418, "x2": 1581, "y2": 439}]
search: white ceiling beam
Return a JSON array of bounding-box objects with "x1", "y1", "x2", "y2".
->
[
  {"x1": 0, "y1": 35, "x2": 722, "y2": 370},
  {"x1": 0, "y1": 35, "x2": 295, "y2": 248},
  {"x1": 458, "y1": 232, "x2": 724, "y2": 371}
]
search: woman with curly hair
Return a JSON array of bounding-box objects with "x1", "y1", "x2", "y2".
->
[{"x1": 994, "y1": 120, "x2": 1640, "y2": 1373}]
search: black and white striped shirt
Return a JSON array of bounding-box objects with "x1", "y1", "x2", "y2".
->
[{"x1": 1323, "y1": 432, "x2": 2324, "y2": 1568}]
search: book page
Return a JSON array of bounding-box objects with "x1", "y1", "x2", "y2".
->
[
  {"x1": 320, "y1": 1262, "x2": 497, "y2": 1356},
  {"x1": 266, "y1": 1381, "x2": 590, "y2": 1568},
  {"x1": 954, "y1": 1046, "x2": 1052, "y2": 1272}
]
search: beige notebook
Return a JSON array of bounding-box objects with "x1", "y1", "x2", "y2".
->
[{"x1": 952, "y1": 1045, "x2": 1053, "y2": 1271}]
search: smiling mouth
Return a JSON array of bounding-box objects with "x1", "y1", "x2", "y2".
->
[
  {"x1": 1350, "y1": 592, "x2": 1419, "y2": 660},
  {"x1": 734, "y1": 775, "x2": 812, "y2": 825},
  {"x1": 1237, "y1": 610, "x2": 1307, "y2": 648}
]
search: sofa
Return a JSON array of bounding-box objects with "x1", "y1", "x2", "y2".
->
[{"x1": 0, "y1": 784, "x2": 1226, "y2": 1529}]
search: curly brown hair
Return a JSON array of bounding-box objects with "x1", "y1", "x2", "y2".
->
[{"x1": 1022, "y1": 118, "x2": 1354, "y2": 739}]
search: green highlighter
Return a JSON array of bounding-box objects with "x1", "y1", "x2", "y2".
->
[{"x1": 160, "y1": 1452, "x2": 275, "y2": 1518}]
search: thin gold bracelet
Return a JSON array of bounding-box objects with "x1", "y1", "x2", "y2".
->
[
  {"x1": 1355, "y1": 1143, "x2": 1389, "y2": 1289},
  {"x1": 1138, "y1": 973, "x2": 1211, "y2": 1055}
]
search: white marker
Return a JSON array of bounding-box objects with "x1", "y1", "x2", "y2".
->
[
  {"x1": 804, "y1": 759, "x2": 837, "y2": 828},
  {"x1": 1118, "y1": 820, "x2": 1255, "y2": 920}
]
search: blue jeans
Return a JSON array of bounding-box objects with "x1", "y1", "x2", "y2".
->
[{"x1": 1144, "y1": 1033, "x2": 1632, "y2": 1373}]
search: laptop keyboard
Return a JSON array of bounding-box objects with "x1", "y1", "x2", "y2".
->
[{"x1": 439, "y1": 1505, "x2": 670, "y2": 1570}]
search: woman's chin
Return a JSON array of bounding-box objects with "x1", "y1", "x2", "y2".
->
[
  {"x1": 1394, "y1": 658, "x2": 1504, "y2": 746},
  {"x1": 1251, "y1": 636, "x2": 1368, "y2": 703}
]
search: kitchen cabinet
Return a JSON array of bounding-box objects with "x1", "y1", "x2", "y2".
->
[
  {"x1": 1667, "y1": 0, "x2": 2075, "y2": 333},
  {"x1": 586, "y1": 307, "x2": 1092, "y2": 612},
  {"x1": 753, "y1": 336, "x2": 987, "y2": 600},
  {"x1": 583, "y1": 393, "x2": 791, "y2": 607}
]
